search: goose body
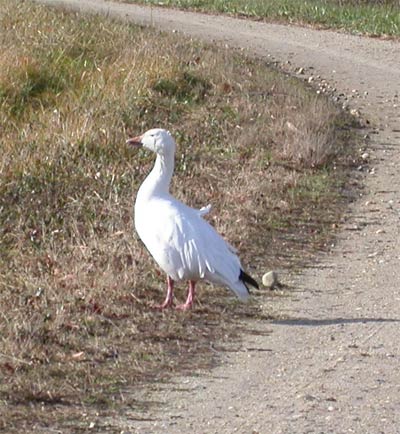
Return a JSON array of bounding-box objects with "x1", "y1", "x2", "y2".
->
[{"x1": 128, "y1": 128, "x2": 258, "y2": 309}]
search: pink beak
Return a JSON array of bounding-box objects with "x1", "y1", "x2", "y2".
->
[{"x1": 126, "y1": 134, "x2": 143, "y2": 147}]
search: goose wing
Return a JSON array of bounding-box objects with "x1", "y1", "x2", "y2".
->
[{"x1": 140, "y1": 199, "x2": 240, "y2": 285}]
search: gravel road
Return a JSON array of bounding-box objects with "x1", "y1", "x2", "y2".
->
[{"x1": 36, "y1": 1, "x2": 400, "y2": 432}]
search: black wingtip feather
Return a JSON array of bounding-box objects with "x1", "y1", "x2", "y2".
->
[{"x1": 239, "y1": 269, "x2": 259, "y2": 290}]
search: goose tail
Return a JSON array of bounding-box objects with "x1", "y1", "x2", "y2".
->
[{"x1": 239, "y1": 269, "x2": 259, "y2": 290}]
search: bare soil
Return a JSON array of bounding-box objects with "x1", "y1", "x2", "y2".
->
[{"x1": 35, "y1": 1, "x2": 400, "y2": 432}]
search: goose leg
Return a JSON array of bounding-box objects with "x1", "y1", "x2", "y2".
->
[
  {"x1": 153, "y1": 276, "x2": 174, "y2": 309},
  {"x1": 176, "y1": 280, "x2": 196, "y2": 311}
]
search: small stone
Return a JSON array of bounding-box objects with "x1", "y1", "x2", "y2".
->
[
  {"x1": 361, "y1": 152, "x2": 369, "y2": 160},
  {"x1": 296, "y1": 67, "x2": 305, "y2": 74},
  {"x1": 262, "y1": 271, "x2": 278, "y2": 289},
  {"x1": 308, "y1": 76, "x2": 314, "y2": 83},
  {"x1": 286, "y1": 121, "x2": 298, "y2": 132}
]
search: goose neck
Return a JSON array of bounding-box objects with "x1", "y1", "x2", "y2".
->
[{"x1": 141, "y1": 152, "x2": 175, "y2": 197}]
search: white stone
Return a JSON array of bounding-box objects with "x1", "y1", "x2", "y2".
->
[{"x1": 262, "y1": 271, "x2": 278, "y2": 289}]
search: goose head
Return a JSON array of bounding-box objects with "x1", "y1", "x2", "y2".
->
[{"x1": 127, "y1": 128, "x2": 176, "y2": 156}]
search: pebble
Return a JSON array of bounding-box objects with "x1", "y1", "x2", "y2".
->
[{"x1": 262, "y1": 271, "x2": 279, "y2": 289}]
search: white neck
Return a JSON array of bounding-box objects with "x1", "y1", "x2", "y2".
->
[{"x1": 137, "y1": 151, "x2": 175, "y2": 201}]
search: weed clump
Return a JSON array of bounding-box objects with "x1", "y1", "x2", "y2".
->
[{"x1": 153, "y1": 71, "x2": 211, "y2": 103}]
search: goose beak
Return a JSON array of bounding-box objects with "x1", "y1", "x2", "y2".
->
[{"x1": 126, "y1": 135, "x2": 143, "y2": 147}]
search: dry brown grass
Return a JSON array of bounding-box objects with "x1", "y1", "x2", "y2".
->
[{"x1": 0, "y1": 0, "x2": 359, "y2": 431}]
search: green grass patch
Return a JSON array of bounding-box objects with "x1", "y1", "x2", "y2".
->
[
  {"x1": 0, "y1": 0, "x2": 360, "y2": 431},
  {"x1": 123, "y1": 0, "x2": 400, "y2": 37},
  {"x1": 153, "y1": 71, "x2": 211, "y2": 102}
]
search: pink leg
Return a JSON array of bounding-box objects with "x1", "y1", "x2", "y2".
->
[
  {"x1": 153, "y1": 276, "x2": 174, "y2": 310},
  {"x1": 176, "y1": 281, "x2": 196, "y2": 311}
]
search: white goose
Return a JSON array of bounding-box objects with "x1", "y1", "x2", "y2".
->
[{"x1": 127, "y1": 128, "x2": 258, "y2": 310}]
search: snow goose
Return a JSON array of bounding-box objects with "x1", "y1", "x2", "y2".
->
[{"x1": 127, "y1": 128, "x2": 258, "y2": 310}]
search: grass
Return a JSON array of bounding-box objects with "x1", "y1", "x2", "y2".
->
[
  {"x1": 122, "y1": 0, "x2": 400, "y2": 37},
  {"x1": 0, "y1": 0, "x2": 360, "y2": 431}
]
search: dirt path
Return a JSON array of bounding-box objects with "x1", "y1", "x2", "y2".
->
[{"x1": 37, "y1": 1, "x2": 400, "y2": 432}]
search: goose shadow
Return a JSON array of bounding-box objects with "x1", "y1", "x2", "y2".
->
[{"x1": 271, "y1": 317, "x2": 400, "y2": 326}]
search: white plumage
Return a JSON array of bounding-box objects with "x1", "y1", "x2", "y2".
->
[{"x1": 127, "y1": 128, "x2": 258, "y2": 310}]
